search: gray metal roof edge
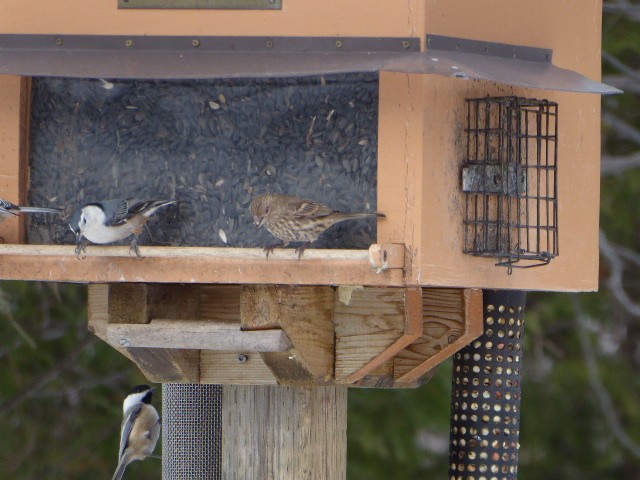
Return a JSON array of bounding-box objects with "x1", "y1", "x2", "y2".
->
[
  {"x1": 0, "y1": 34, "x2": 420, "y2": 53},
  {"x1": 0, "y1": 33, "x2": 623, "y2": 94},
  {"x1": 426, "y1": 34, "x2": 553, "y2": 63},
  {"x1": 418, "y1": 34, "x2": 622, "y2": 95}
]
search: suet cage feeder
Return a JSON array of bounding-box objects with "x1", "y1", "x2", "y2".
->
[
  {"x1": 462, "y1": 96, "x2": 559, "y2": 271},
  {"x1": 0, "y1": 1, "x2": 617, "y2": 478}
]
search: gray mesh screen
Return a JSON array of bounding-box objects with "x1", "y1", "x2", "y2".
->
[
  {"x1": 162, "y1": 384, "x2": 223, "y2": 480},
  {"x1": 449, "y1": 290, "x2": 526, "y2": 480}
]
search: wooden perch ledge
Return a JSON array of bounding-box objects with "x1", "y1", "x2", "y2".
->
[{"x1": 0, "y1": 243, "x2": 406, "y2": 286}]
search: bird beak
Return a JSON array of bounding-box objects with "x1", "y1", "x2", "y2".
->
[
  {"x1": 253, "y1": 216, "x2": 262, "y2": 228},
  {"x1": 74, "y1": 230, "x2": 82, "y2": 243}
]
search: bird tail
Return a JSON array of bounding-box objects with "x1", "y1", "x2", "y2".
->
[
  {"x1": 112, "y1": 453, "x2": 132, "y2": 480},
  {"x1": 137, "y1": 200, "x2": 178, "y2": 219},
  {"x1": 16, "y1": 206, "x2": 61, "y2": 215},
  {"x1": 333, "y1": 212, "x2": 385, "y2": 221}
]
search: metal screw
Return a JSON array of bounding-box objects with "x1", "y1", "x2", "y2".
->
[
  {"x1": 335, "y1": 40, "x2": 343, "y2": 49},
  {"x1": 266, "y1": 41, "x2": 273, "y2": 48},
  {"x1": 119, "y1": 338, "x2": 130, "y2": 346},
  {"x1": 55, "y1": 38, "x2": 63, "y2": 46},
  {"x1": 192, "y1": 38, "x2": 200, "y2": 48},
  {"x1": 125, "y1": 39, "x2": 134, "y2": 48},
  {"x1": 402, "y1": 40, "x2": 410, "y2": 49},
  {"x1": 238, "y1": 354, "x2": 248, "y2": 363}
]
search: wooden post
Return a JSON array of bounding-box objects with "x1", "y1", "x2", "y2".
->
[{"x1": 222, "y1": 385, "x2": 347, "y2": 480}]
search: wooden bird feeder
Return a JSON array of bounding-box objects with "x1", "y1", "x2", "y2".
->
[{"x1": 0, "y1": 1, "x2": 616, "y2": 478}]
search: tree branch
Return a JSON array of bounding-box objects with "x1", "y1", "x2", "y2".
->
[
  {"x1": 602, "y1": 153, "x2": 640, "y2": 175},
  {"x1": 0, "y1": 334, "x2": 95, "y2": 417},
  {"x1": 599, "y1": 230, "x2": 640, "y2": 318},
  {"x1": 602, "y1": 112, "x2": 640, "y2": 145},
  {"x1": 572, "y1": 295, "x2": 640, "y2": 459},
  {"x1": 604, "y1": 2, "x2": 640, "y2": 22}
]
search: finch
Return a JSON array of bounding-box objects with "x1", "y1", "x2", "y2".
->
[{"x1": 250, "y1": 193, "x2": 384, "y2": 258}]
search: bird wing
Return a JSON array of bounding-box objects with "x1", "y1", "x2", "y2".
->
[
  {"x1": 126, "y1": 199, "x2": 176, "y2": 219},
  {"x1": 119, "y1": 403, "x2": 143, "y2": 459},
  {"x1": 99, "y1": 199, "x2": 131, "y2": 227},
  {"x1": 289, "y1": 198, "x2": 334, "y2": 219},
  {"x1": 126, "y1": 200, "x2": 154, "y2": 216}
]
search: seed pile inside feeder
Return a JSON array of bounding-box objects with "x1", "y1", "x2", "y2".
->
[{"x1": 27, "y1": 74, "x2": 379, "y2": 249}]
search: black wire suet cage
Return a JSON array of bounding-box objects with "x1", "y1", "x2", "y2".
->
[{"x1": 462, "y1": 96, "x2": 558, "y2": 271}]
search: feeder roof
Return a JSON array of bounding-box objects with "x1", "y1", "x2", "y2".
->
[{"x1": 0, "y1": 34, "x2": 620, "y2": 94}]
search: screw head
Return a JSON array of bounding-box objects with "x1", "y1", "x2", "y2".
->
[
  {"x1": 55, "y1": 38, "x2": 63, "y2": 46},
  {"x1": 192, "y1": 38, "x2": 201, "y2": 48},
  {"x1": 119, "y1": 338, "x2": 130, "y2": 346},
  {"x1": 402, "y1": 40, "x2": 410, "y2": 49},
  {"x1": 335, "y1": 40, "x2": 343, "y2": 49},
  {"x1": 125, "y1": 39, "x2": 134, "y2": 48},
  {"x1": 238, "y1": 354, "x2": 248, "y2": 363}
]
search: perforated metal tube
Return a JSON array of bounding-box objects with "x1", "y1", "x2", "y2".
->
[
  {"x1": 449, "y1": 290, "x2": 526, "y2": 480},
  {"x1": 162, "y1": 384, "x2": 223, "y2": 480}
]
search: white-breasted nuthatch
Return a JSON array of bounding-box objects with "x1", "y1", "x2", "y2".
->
[
  {"x1": 112, "y1": 385, "x2": 161, "y2": 480},
  {"x1": 69, "y1": 199, "x2": 177, "y2": 258},
  {"x1": 0, "y1": 198, "x2": 60, "y2": 223}
]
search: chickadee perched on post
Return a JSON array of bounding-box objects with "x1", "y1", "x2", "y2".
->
[
  {"x1": 0, "y1": 198, "x2": 60, "y2": 223},
  {"x1": 68, "y1": 199, "x2": 177, "y2": 258},
  {"x1": 112, "y1": 385, "x2": 161, "y2": 480}
]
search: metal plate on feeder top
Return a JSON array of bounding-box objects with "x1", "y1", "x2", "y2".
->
[
  {"x1": 0, "y1": 33, "x2": 621, "y2": 94},
  {"x1": 118, "y1": 0, "x2": 282, "y2": 9}
]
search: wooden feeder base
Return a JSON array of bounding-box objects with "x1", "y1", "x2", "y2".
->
[{"x1": 88, "y1": 283, "x2": 482, "y2": 388}]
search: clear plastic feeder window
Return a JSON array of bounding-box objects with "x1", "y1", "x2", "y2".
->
[{"x1": 462, "y1": 96, "x2": 558, "y2": 270}]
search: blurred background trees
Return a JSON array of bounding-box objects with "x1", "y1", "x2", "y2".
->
[{"x1": 2, "y1": 3, "x2": 640, "y2": 478}]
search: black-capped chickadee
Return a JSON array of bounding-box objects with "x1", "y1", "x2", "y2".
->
[
  {"x1": 68, "y1": 199, "x2": 177, "y2": 258},
  {"x1": 112, "y1": 384, "x2": 161, "y2": 480},
  {"x1": 0, "y1": 198, "x2": 60, "y2": 223}
]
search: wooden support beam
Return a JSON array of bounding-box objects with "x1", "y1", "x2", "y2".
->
[
  {"x1": 241, "y1": 285, "x2": 335, "y2": 384},
  {"x1": 393, "y1": 288, "x2": 483, "y2": 385},
  {"x1": 89, "y1": 283, "x2": 481, "y2": 387},
  {"x1": 107, "y1": 320, "x2": 292, "y2": 351},
  {"x1": 88, "y1": 283, "x2": 200, "y2": 382},
  {"x1": 221, "y1": 385, "x2": 347, "y2": 480},
  {"x1": 106, "y1": 283, "x2": 201, "y2": 383},
  {"x1": 334, "y1": 286, "x2": 421, "y2": 386},
  {"x1": 342, "y1": 286, "x2": 423, "y2": 384},
  {"x1": 87, "y1": 284, "x2": 110, "y2": 341},
  {"x1": 200, "y1": 352, "x2": 278, "y2": 385},
  {"x1": 125, "y1": 347, "x2": 200, "y2": 384}
]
